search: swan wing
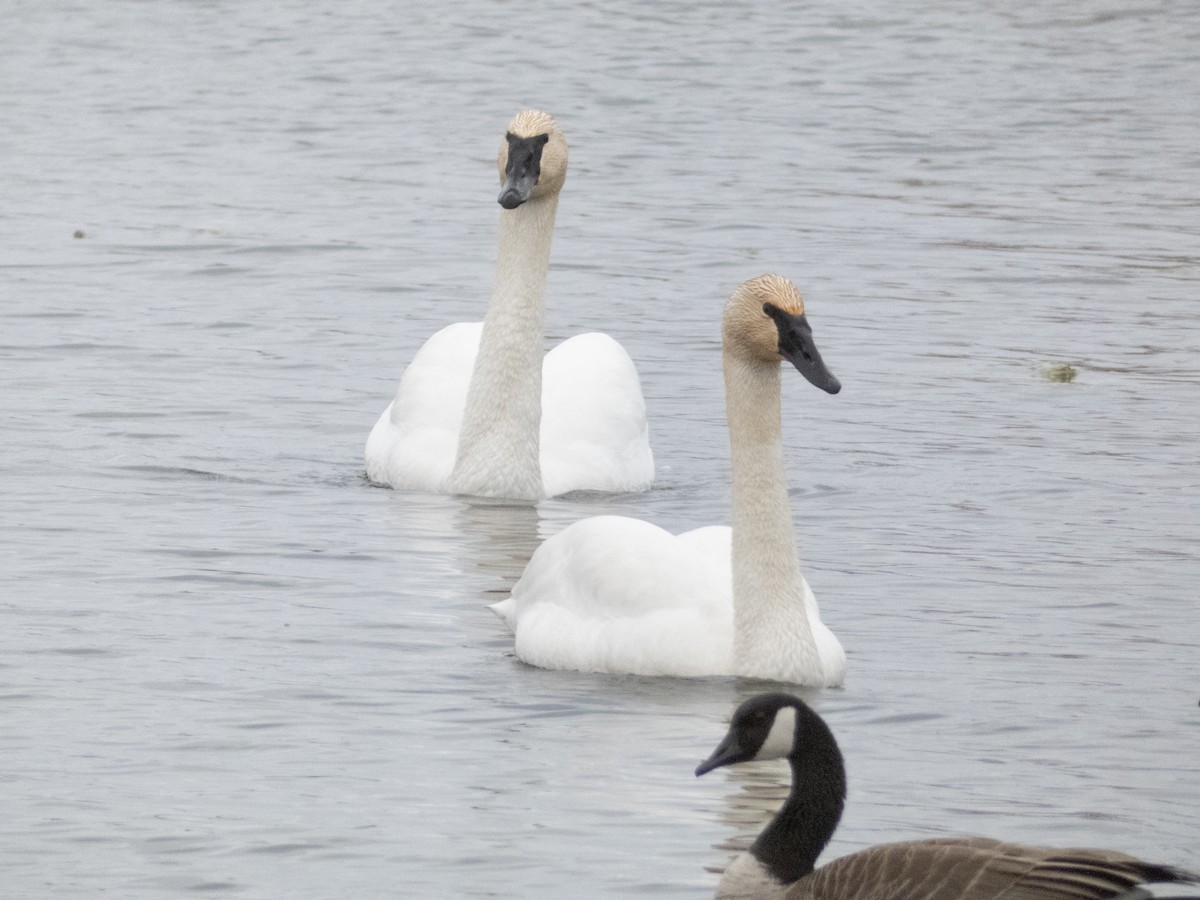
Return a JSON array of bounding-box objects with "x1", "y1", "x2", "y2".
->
[
  {"x1": 496, "y1": 516, "x2": 733, "y2": 677},
  {"x1": 800, "y1": 574, "x2": 846, "y2": 688},
  {"x1": 676, "y1": 524, "x2": 734, "y2": 562},
  {"x1": 539, "y1": 333, "x2": 654, "y2": 496},
  {"x1": 365, "y1": 322, "x2": 481, "y2": 491}
]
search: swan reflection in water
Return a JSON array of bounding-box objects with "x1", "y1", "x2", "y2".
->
[{"x1": 454, "y1": 497, "x2": 542, "y2": 600}]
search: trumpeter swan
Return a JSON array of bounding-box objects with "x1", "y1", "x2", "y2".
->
[
  {"x1": 492, "y1": 274, "x2": 844, "y2": 685},
  {"x1": 365, "y1": 110, "x2": 653, "y2": 500}
]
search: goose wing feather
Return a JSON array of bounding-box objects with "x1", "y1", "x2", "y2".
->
[{"x1": 789, "y1": 838, "x2": 1196, "y2": 900}]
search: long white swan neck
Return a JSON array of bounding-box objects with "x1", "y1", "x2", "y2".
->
[
  {"x1": 723, "y1": 352, "x2": 821, "y2": 681},
  {"x1": 449, "y1": 193, "x2": 559, "y2": 499}
]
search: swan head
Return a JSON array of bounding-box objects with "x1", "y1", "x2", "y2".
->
[
  {"x1": 497, "y1": 109, "x2": 568, "y2": 209},
  {"x1": 723, "y1": 274, "x2": 841, "y2": 394}
]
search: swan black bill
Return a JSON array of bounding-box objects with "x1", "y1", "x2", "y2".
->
[
  {"x1": 498, "y1": 132, "x2": 549, "y2": 209},
  {"x1": 763, "y1": 303, "x2": 841, "y2": 395}
]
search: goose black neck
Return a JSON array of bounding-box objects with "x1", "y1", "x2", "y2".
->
[{"x1": 750, "y1": 705, "x2": 846, "y2": 885}]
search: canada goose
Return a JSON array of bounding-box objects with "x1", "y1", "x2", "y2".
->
[
  {"x1": 364, "y1": 110, "x2": 653, "y2": 500},
  {"x1": 491, "y1": 275, "x2": 844, "y2": 684},
  {"x1": 696, "y1": 693, "x2": 1199, "y2": 899}
]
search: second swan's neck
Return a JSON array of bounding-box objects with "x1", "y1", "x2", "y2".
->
[
  {"x1": 723, "y1": 354, "x2": 822, "y2": 681},
  {"x1": 449, "y1": 194, "x2": 559, "y2": 500}
]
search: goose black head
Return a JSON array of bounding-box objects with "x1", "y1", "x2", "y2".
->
[{"x1": 696, "y1": 692, "x2": 805, "y2": 776}]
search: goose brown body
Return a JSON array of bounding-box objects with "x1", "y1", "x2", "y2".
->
[
  {"x1": 697, "y1": 694, "x2": 1197, "y2": 900},
  {"x1": 785, "y1": 836, "x2": 1190, "y2": 900}
]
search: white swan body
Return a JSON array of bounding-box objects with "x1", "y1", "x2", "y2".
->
[
  {"x1": 493, "y1": 275, "x2": 846, "y2": 685},
  {"x1": 366, "y1": 326, "x2": 653, "y2": 497},
  {"x1": 364, "y1": 110, "x2": 653, "y2": 500},
  {"x1": 491, "y1": 518, "x2": 841, "y2": 679},
  {"x1": 493, "y1": 518, "x2": 736, "y2": 677}
]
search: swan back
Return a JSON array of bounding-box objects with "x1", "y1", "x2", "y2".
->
[
  {"x1": 365, "y1": 322, "x2": 480, "y2": 491},
  {"x1": 498, "y1": 517, "x2": 734, "y2": 676},
  {"x1": 539, "y1": 332, "x2": 654, "y2": 496}
]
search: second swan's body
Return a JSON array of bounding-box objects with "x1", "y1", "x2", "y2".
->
[{"x1": 493, "y1": 275, "x2": 844, "y2": 685}]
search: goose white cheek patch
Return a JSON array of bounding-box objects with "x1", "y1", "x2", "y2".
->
[{"x1": 754, "y1": 706, "x2": 797, "y2": 761}]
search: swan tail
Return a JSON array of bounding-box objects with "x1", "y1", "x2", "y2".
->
[{"x1": 489, "y1": 597, "x2": 516, "y2": 629}]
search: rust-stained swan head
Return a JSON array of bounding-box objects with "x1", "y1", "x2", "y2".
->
[
  {"x1": 723, "y1": 274, "x2": 841, "y2": 395},
  {"x1": 496, "y1": 109, "x2": 569, "y2": 209}
]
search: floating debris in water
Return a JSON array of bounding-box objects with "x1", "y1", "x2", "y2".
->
[
  {"x1": 73, "y1": 229, "x2": 85, "y2": 239},
  {"x1": 1043, "y1": 363, "x2": 1078, "y2": 383}
]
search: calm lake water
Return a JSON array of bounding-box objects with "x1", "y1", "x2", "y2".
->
[{"x1": 3, "y1": 1, "x2": 1198, "y2": 897}]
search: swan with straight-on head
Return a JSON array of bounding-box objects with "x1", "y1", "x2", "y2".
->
[
  {"x1": 491, "y1": 274, "x2": 844, "y2": 685},
  {"x1": 696, "y1": 693, "x2": 1200, "y2": 899},
  {"x1": 364, "y1": 110, "x2": 653, "y2": 500}
]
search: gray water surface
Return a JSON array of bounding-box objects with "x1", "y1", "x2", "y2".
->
[{"x1": 3, "y1": 1, "x2": 1199, "y2": 897}]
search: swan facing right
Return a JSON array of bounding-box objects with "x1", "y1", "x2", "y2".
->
[
  {"x1": 492, "y1": 274, "x2": 844, "y2": 685},
  {"x1": 696, "y1": 693, "x2": 1200, "y2": 900}
]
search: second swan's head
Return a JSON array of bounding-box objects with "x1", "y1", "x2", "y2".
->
[
  {"x1": 723, "y1": 274, "x2": 841, "y2": 394},
  {"x1": 497, "y1": 109, "x2": 569, "y2": 209}
]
